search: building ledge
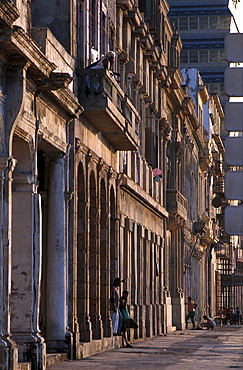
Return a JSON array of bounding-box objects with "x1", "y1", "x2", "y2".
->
[
  {"x1": 120, "y1": 174, "x2": 168, "y2": 219},
  {"x1": 0, "y1": 0, "x2": 20, "y2": 28},
  {"x1": 0, "y1": 26, "x2": 56, "y2": 78},
  {"x1": 116, "y1": 0, "x2": 135, "y2": 11}
]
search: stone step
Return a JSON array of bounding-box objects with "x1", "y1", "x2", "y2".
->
[
  {"x1": 80, "y1": 336, "x2": 122, "y2": 358},
  {"x1": 18, "y1": 363, "x2": 31, "y2": 370},
  {"x1": 46, "y1": 353, "x2": 68, "y2": 367}
]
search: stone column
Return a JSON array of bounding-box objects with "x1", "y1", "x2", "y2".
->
[
  {"x1": 11, "y1": 172, "x2": 45, "y2": 369},
  {"x1": 170, "y1": 230, "x2": 184, "y2": 330},
  {"x1": 145, "y1": 230, "x2": 153, "y2": 338},
  {"x1": 0, "y1": 157, "x2": 18, "y2": 370},
  {"x1": 137, "y1": 225, "x2": 146, "y2": 339},
  {"x1": 131, "y1": 222, "x2": 138, "y2": 340},
  {"x1": 46, "y1": 154, "x2": 68, "y2": 350}
]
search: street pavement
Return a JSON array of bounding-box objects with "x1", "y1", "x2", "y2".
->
[{"x1": 47, "y1": 325, "x2": 243, "y2": 369}]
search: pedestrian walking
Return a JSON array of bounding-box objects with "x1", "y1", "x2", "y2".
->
[
  {"x1": 217, "y1": 306, "x2": 224, "y2": 326},
  {"x1": 110, "y1": 277, "x2": 123, "y2": 335},
  {"x1": 233, "y1": 307, "x2": 240, "y2": 325},
  {"x1": 225, "y1": 305, "x2": 231, "y2": 325},
  {"x1": 203, "y1": 315, "x2": 216, "y2": 330},
  {"x1": 120, "y1": 290, "x2": 138, "y2": 348},
  {"x1": 185, "y1": 296, "x2": 198, "y2": 329}
]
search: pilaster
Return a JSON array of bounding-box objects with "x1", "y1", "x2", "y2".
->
[
  {"x1": 45, "y1": 154, "x2": 68, "y2": 351},
  {"x1": 0, "y1": 157, "x2": 18, "y2": 370}
]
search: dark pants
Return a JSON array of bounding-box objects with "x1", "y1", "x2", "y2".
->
[{"x1": 185, "y1": 311, "x2": 196, "y2": 329}]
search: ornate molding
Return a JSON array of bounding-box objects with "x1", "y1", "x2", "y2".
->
[
  {"x1": 0, "y1": 0, "x2": 20, "y2": 28},
  {"x1": 0, "y1": 26, "x2": 56, "y2": 78},
  {"x1": 160, "y1": 118, "x2": 172, "y2": 142}
]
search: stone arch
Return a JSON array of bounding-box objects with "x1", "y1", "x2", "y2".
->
[
  {"x1": 89, "y1": 170, "x2": 101, "y2": 339},
  {"x1": 110, "y1": 185, "x2": 116, "y2": 284},
  {"x1": 100, "y1": 178, "x2": 111, "y2": 336},
  {"x1": 77, "y1": 161, "x2": 88, "y2": 341}
]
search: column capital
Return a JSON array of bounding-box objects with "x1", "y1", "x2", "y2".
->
[
  {"x1": 46, "y1": 153, "x2": 66, "y2": 164},
  {"x1": 0, "y1": 157, "x2": 17, "y2": 181},
  {"x1": 0, "y1": 157, "x2": 17, "y2": 172}
]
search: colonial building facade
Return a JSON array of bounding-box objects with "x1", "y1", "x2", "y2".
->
[
  {"x1": 0, "y1": 1, "x2": 224, "y2": 369},
  {"x1": 168, "y1": 0, "x2": 243, "y2": 315}
]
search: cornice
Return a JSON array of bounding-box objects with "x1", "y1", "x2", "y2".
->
[
  {"x1": 14, "y1": 126, "x2": 32, "y2": 143},
  {"x1": 38, "y1": 124, "x2": 68, "y2": 153},
  {"x1": 46, "y1": 88, "x2": 83, "y2": 118},
  {"x1": 0, "y1": 0, "x2": 20, "y2": 28},
  {"x1": 120, "y1": 174, "x2": 168, "y2": 219},
  {"x1": 0, "y1": 26, "x2": 56, "y2": 78}
]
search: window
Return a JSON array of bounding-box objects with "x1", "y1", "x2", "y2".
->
[
  {"x1": 199, "y1": 50, "x2": 209, "y2": 63},
  {"x1": 90, "y1": 0, "x2": 97, "y2": 49},
  {"x1": 173, "y1": 15, "x2": 230, "y2": 32},
  {"x1": 199, "y1": 16, "x2": 208, "y2": 29},
  {"x1": 189, "y1": 16, "x2": 198, "y2": 30},
  {"x1": 219, "y1": 15, "x2": 231, "y2": 29},
  {"x1": 209, "y1": 50, "x2": 219, "y2": 63},
  {"x1": 181, "y1": 50, "x2": 189, "y2": 63},
  {"x1": 189, "y1": 50, "x2": 198, "y2": 63},
  {"x1": 219, "y1": 49, "x2": 225, "y2": 62},
  {"x1": 182, "y1": 49, "x2": 225, "y2": 64},
  {"x1": 219, "y1": 83, "x2": 226, "y2": 96},
  {"x1": 180, "y1": 17, "x2": 189, "y2": 30},
  {"x1": 210, "y1": 16, "x2": 219, "y2": 29}
]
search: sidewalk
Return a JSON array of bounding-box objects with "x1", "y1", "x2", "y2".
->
[{"x1": 47, "y1": 325, "x2": 243, "y2": 369}]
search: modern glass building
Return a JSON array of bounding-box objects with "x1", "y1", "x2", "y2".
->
[{"x1": 168, "y1": 0, "x2": 243, "y2": 112}]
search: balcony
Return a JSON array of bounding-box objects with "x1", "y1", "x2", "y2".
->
[
  {"x1": 78, "y1": 69, "x2": 139, "y2": 151},
  {"x1": 167, "y1": 189, "x2": 187, "y2": 231},
  {"x1": 116, "y1": 0, "x2": 135, "y2": 11},
  {"x1": 199, "y1": 218, "x2": 219, "y2": 246}
]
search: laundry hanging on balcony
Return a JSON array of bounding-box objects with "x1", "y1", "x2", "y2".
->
[{"x1": 152, "y1": 168, "x2": 162, "y2": 182}]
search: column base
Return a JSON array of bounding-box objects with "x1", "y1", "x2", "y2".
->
[
  {"x1": 11, "y1": 333, "x2": 46, "y2": 370},
  {"x1": 138, "y1": 305, "x2": 146, "y2": 339},
  {"x1": 155, "y1": 304, "x2": 163, "y2": 336},
  {"x1": 0, "y1": 337, "x2": 18, "y2": 370},
  {"x1": 171, "y1": 295, "x2": 185, "y2": 330},
  {"x1": 163, "y1": 297, "x2": 177, "y2": 333},
  {"x1": 145, "y1": 304, "x2": 153, "y2": 338},
  {"x1": 132, "y1": 304, "x2": 139, "y2": 340},
  {"x1": 103, "y1": 314, "x2": 112, "y2": 338},
  {"x1": 79, "y1": 314, "x2": 92, "y2": 342},
  {"x1": 90, "y1": 313, "x2": 103, "y2": 340}
]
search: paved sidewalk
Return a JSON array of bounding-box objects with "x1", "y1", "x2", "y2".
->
[{"x1": 47, "y1": 326, "x2": 243, "y2": 369}]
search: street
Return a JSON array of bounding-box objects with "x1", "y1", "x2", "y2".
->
[{"x1": 47, "y1": 326, "x2": 243, "y2": 369}]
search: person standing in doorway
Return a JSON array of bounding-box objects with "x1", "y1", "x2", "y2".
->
[
  {"x1": 110, "y1": 277, "x2": 123, "y2": 335},
  {"x1": 185, "y1": 296, "x2": 198, "y2": 330},
  {"x1": 120, "y1": 290, "x2": 138, "y2": 348}
]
